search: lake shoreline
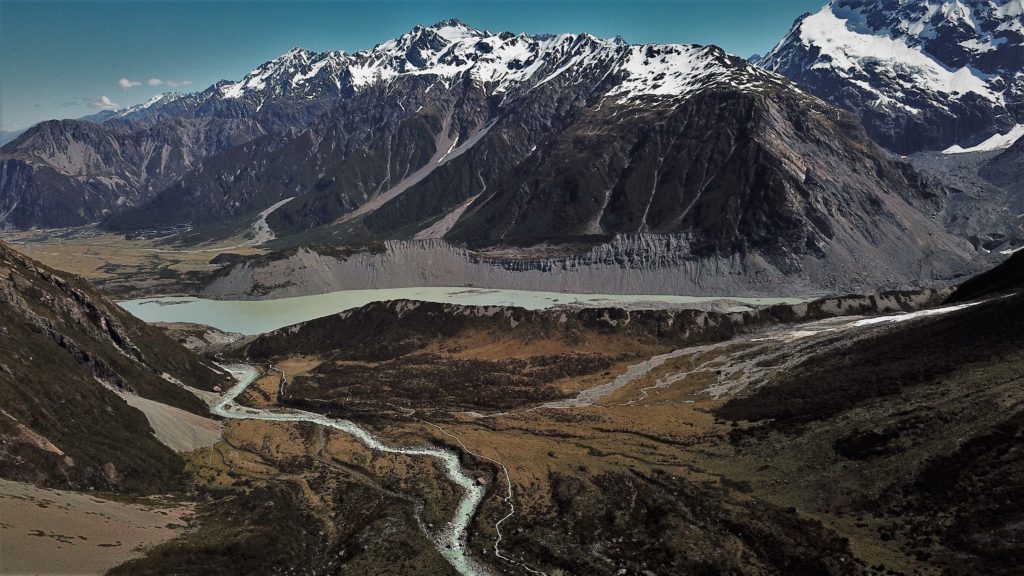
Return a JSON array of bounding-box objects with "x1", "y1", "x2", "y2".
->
[{"x1": 120, "y1": 286, "x2": 809, "y2": 335}]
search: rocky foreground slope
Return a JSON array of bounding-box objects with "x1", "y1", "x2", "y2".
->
[
  {"x1": 948, "y1": 244, "x2": 1024, "y2": 300},
  {"x1": 2, "y1": 233, "x2": 1014, "y2": 574},
  {"x1": 716, "y1": 255, "x2": 1024, "y2": 576},
  {"x1": 0, "y1": 241, "x2": 230, "y2": 493}
]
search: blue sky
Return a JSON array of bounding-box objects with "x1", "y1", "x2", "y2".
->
[{"x1": 0, "y1": 0, "x2": 825, "y2": 131}]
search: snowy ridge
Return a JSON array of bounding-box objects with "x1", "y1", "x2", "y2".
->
[
  {"x1": 757, "y1": 0, "x2": 1024, "y2": 152},
  {"x1": 133, "y1": 19, "x2": 786, "y2": 116},
  {"x1": 944, "y1": 123, "x2": 1024, "y2": 153},
  {"x1": 802, "y1": 7, "x2": 997, "y2": 104},
  {"x1": 610, "y1": 44, "x2": 779, "y2": 103},
  {"x1": 220, "y1": 47, "x2": 351, "y2": 100},
  {"x1": 111, "y1": 92, "x2": 187, "y2": 120},
  {"x1": 763, "y1": 3, "x2": 1009, "y2": 111}
]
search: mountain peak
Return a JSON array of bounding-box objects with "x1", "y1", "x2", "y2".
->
[
  {"x1": 419, "y1": 18, "x2": 487, "y2": 42},
  {"x1": 277, "y1": 46, "x2": 315, "y2": 62},
  {"x1": 429, "y1": 18, "x2": 474, "y2": 30},
  {"x1": 110, "y1": 92, "x2": 187, "y2": 120},
  {"x1": 121, "y1": 20, "x2": 783, "y2": 112}
]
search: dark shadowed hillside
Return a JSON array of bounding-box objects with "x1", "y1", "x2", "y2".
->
[
  {"x1": 947, "y1": 249, "x2": 1024, "y2": 302},
  {"x1": 718, "y1": 275, "x2": 1024, "y2": 575},
  {"x1": 0, "y1": 241, "x2": 230, "y2": 493}
]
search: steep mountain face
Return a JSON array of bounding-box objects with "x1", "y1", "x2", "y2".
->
[
  {"x1": 0, "y1": 121, "x2": 141, "y2": 228},
  {"x1": 430, "y1": 83, "x2": 947, "y2": 257},
  {"x1": 104, "y1": 75, "x2": 459, "y2": 233},
  {"x1": 0, "y1": 116, "x2": 270, "y2": 228},
  {"x1": 106, "y1": 24, "x2": 793, "y2": 235},
  {"x1": 0, "y1": 241, "x2": 229, "y2": 493},
  {"x1": 758, "y1": 0, "x2": 1024, "y2": 154},
  {"x1": 0, "y1": 45, "x2": 356, "y2": 230}
]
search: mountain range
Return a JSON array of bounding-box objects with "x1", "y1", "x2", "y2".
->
[{"x1": 1, "y1": 2, "x2": 1022, "y2": 296}]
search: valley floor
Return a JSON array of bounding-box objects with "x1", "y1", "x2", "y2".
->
[
  {"x1": 2, "y1": 228, "x2": 1017, "y2": 574},
  {"x1": 0, "y1": 227, "x2": 265, "y2": 298},
  {"x1": 113, "y1": 295, "x2": 1021, "y2": 575}
]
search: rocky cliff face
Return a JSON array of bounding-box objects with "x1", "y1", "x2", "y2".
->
[
  {"x1": 758, "y1": 0, "x2": 1024, "y2": 154},
  {"x1": 0, "y1": 241, "x2": 230, "y2": 492},
  {"x1": 0, "y1": 117, "x2": 268, "y2": 228}
]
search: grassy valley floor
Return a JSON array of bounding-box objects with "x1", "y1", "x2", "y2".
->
[{"x1": 112, "y1": 295, "x2": 1020, "y2": 575}]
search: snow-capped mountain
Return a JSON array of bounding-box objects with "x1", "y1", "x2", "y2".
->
[
  {"x1": 201, "y1": 19, "x2": 783, "y2": 107},
  {"x1": 2, "y1": 19, "x2": 790, "y2": 230},
  {"x1": 109, "y1": 92, "x2": 188, "y2": 122},
  {"x1": 1, "y1": 19, "x2": 985, "y2": 293},
  {"x1": 758, "y1": 0, "x2": 1024, "y2": 154},
  {"x1": 94, "y1": 20, "x2": 781, "y2": 126},
  {"x1": 218, "y1": 48, "x2": 349, "y2": 100}
]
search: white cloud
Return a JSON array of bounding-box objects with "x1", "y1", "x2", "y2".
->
[
  {"x1": 148, "y1": 78, "x2": 193, "y2": 88},
  {"x1": 127, "y1": 77, "x2": 194, "y2": 89},
  {"x1": 90, "y1": 95, "x2": 120, "y2": 110}
]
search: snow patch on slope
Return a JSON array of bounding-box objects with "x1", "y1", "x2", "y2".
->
[
  {"x1": 943, "y1": 124, "x2": 1024, "y2": 153},
  {"x1": 249, "y1": 196, "x2": 295, "y2": 244},
  {"x1": 611, "y1": 44, "x2": 777, "y2": 103},
  {"x1": 852, "y1": 300, "x2": 983, "y2": 326},
  {"x1": 221, "y1": 48, "x2": 350, "y2": 100},
  {"x1": 798, "y1": 7, "x2": 999, "y2": 104},
  {"x1": 111, "y1": 92, "x2": 186, "y2": 119}
]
